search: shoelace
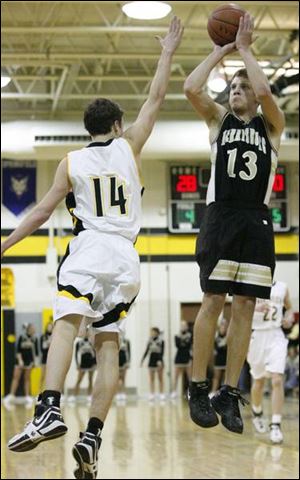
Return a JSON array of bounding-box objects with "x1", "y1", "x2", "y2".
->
[
  {"x1": 228, "y1": 389, "x2": 249, "y2": 416},
  {"x1": 229, "y1": 389, "x2": 250, "y2": 407}
]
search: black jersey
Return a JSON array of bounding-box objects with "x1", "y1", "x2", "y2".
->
[
  {"x1": 75, "y1": 337, "x2": 96, "y2": 370},
  {"x1": 40, "y1": 332, "x2": 52, "y2": 364},
  {"x1": 16, "y1": 333, "x2": 38, "y2": 367},
  {"x1": 214, "y1": 332, "x2": 227, "y2": 368},
  {"x1": 119, "y1": 337, "x2": 131, "y2": 368},
  {"x1": 174, "y1": 331, "x2": 193, "y2": 365},
  {"x1": 208, "y1": 113, "x2": 277, "y2": 207},
  {"x1": 142, "y1": 336, "x2": 164, "y2": 368}
]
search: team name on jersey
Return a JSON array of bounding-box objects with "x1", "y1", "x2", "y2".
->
[
  {"x1": 270, "y1": 295, "x2": 284, "y2": 305},
  {"x1": 221, "y1": 128, "x2": 267, "y2": 154}
]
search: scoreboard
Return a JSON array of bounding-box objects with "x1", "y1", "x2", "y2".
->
[{"x1": 168, "y1": 165, "x2": 289, "y2": 233}]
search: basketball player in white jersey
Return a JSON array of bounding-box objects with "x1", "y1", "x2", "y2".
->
[
  {"x1": 248, "y1": 281, "x2": 294, "y2": 443},
  {"x1": 2, "y1": 16, "x2": 183, "y2": 479},
  {"x1": 184, "y1": 12, "x2": 285, "y2": 434}
]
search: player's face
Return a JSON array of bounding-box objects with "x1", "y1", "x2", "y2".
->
[
  {"x1": 181, "y1": 321, "x2": 187, "y2": 332},
  {"x1": 229, "y1": 76, "x2": 258, "y2": 114},
  {"x1": 27, "y1": 324, "x2": 35, "y2": 336}
]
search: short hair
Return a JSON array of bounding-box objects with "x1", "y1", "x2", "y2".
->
[
  {"x1": 230, "y1": 68, "x2": 249, "y2": 85},
  {"x1": 151, "y1": 327, "x2": 160, "y2": 335},
  {"x1": 83, "y1": 98, "x2": 124, "y2": 136}
]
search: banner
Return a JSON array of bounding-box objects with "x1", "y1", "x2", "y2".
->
[
  {"x1": 2, "y1": 160, "x2": 36, "y2": 216},
  {"x1": 1, "y1": 268, "x2": 15, "y2": 308}
]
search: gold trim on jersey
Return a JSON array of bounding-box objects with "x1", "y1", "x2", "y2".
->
[{"x1": 57, "y1": 290, "x2": 91, "y2": 304}]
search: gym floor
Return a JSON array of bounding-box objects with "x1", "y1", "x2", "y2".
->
[{"x1": 2, "y1": 396, "x2": 298, "y2": 479}]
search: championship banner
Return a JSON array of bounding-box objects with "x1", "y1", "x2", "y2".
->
[{"x1": 2, "y1": 160, "x2": 36, "y2": 216}]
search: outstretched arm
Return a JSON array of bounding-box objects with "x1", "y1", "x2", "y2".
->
[
  {"x1": 124, "y1": 16, "x2": 184, "y2": 162},
  {"x1": 1, "y1": 157, "x2": 71, "y2": 256},
  {"x1": 236, "y1": 13, "x2": 285, "y2": 136},
  {"x1": 183, "y1": 43, "x2": 235, "y2": 129}
]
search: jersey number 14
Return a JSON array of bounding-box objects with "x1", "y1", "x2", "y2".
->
[{"x1": 91, "y1": 176, "x2": 127, "y2": 216}]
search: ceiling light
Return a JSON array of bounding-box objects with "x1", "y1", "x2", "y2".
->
[
  {"x1": 122, "y1": 1, "x2": 172, "y2": 20},
  {"x1": 1, "y1": 76, "x2": 11, "y2": 88},
  {"x1": 208, "y1": 69, "x2": 227, "y2": 93}
]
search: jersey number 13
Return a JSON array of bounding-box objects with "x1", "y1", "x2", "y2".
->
[{"x1": 227, "y1": 148, "x2": 258, "y2": 181}]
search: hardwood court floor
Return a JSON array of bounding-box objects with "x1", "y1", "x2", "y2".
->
[{"x1": 1, "y1": 396, "x2": 299, "y2": 479}]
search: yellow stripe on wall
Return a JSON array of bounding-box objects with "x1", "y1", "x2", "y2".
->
[
  {"x1": 1, "y1": 233, "x2": 299, "y2": 257},
  {"x1": 1, "y1": 310, "x2": 4, "y2": 397}
]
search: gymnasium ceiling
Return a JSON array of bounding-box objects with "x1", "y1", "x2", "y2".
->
[{"x1": 1, "y1": 1, "x2": 299, "y2": 122}]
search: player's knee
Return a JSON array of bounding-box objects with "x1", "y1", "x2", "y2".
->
[{"x1": 271, "y1": 373, "x2": 283, "y2": 388}]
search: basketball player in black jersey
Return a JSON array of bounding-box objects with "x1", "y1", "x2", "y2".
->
[{"x1": 184, "y1": 12, "x2": 285, "y2": 434}]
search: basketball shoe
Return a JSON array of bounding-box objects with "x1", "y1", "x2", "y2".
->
[
  {"x1": 211, "y1": 384, "x2": 249, "y2": 434},
  {"x1": 188, "y1": 380, "x2": 219, "y2": 428},
  {"x1": 252, "y1": 411, "x2": 267, "y2": 433},
  {"x1": 7, "y1": 397, "x2": 67, "y2": 452},
  {"x1": 269, "y1": 423, "x2": 283, "y2": 444},
  {"x1": 73, "y1": 431, "x2": 102, "y2": 479}
]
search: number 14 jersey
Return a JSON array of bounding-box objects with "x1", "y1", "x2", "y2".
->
[
  {"x1": 207, "y1": 113, "x2": 278, "y2": 207},
  {"x1": 67, "y1": 138, "x2": 143, "y2": 243}
]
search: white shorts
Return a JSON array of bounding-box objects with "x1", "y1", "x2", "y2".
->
[
  {"x1": 53, "y1": 230, "x2": 140, "y2": 334},
  {"x1": 247, "y1": 328, "x2": 288, "y2": 379}
]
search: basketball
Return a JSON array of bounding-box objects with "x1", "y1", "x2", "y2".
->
[{"x1": 207, "y1": 3, "x2": 245, "y2": 46}]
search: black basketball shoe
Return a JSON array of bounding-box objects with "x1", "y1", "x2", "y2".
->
[
  {"x1": 188, "y1": 380, "x2": 219, "y2": 428},
  {"x1": 7, "y1": 400, "x2": 67, "y2": 452},
  {"x1": 211, "y1": 384, "x2": 249, "y2": 434},
  {"x1": 72, "y1": 431, "x2": 102, "y2": 479}
]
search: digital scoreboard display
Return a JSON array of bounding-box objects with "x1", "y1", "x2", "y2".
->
[{"x1": 168, "y1": 165, "x2": 289, "y2": 233}]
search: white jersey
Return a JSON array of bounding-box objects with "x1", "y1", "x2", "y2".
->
[
  {"x1": 252, "y1": 281, "x2": 287, "y2": 330},
  {"x1": 67, "y1": 138, "x2": 143, "y2": 243}
]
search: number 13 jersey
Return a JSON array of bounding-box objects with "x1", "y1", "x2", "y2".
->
[
  {"x1": 68, "y1": 138, "x2": 143, "y2": 243},
  {"x1": 207, "y1": 113, "x2": 278, "y2": 206}
]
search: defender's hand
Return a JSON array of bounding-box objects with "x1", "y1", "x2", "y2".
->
[{"x1": 156, "y1": 16, "x2": 184, "y2": 55}]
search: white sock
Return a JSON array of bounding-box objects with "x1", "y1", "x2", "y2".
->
[{"x1": 272, "y1": 414, "x2": 282, "y2": 424}]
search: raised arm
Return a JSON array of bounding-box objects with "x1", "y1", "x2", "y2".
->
[
  {"x1": 1, "y1": 157, "x2": 71, "y2": 256},
  {"x1": 124, "y1": 16, "x2": 183, "y2": 162},
  {"x1": 236, "y1": 13, "x2": 285, "y2": 137},
  {"x1": 183, "y1": 42, "x2": 235, "y2": 132}
]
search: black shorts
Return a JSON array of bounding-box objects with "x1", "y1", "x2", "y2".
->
[
  {"x1": 196, "y1": 202, "x2": 275, "y2": 299},
  {"x1": 41, "y1": 351, "x2": 49, "y2": 365},
  {"x1": 215, "y1": 349, "x2": 227, "y2": 368},
  {"x1": 119, "y1": 350, "x2": 128, "y2": 369},
  {"x1": 175, "y1": 350, "x2": 191, "y2": 366},
  {"x1": 148, "y1": 354, "x2": 163, "y2": 369}
]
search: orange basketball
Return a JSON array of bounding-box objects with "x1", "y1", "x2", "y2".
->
[{"x1": 207, "y1": 3, "x2": 245, "y2": 46}]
